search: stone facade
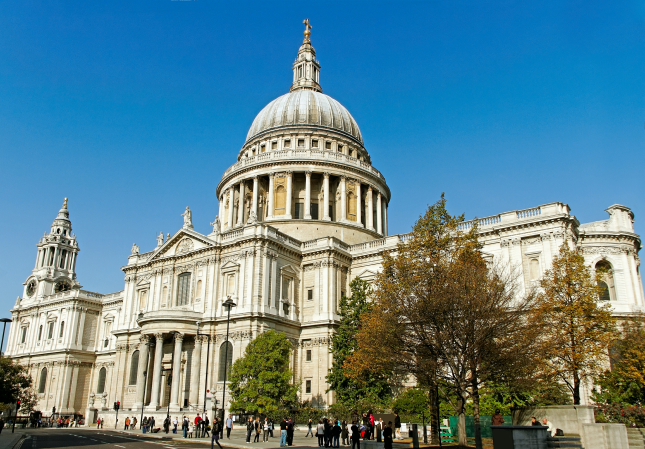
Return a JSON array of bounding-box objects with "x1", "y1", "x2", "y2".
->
[{"x1": 4, "y1": 26, "x2": 644, "y2": 421}]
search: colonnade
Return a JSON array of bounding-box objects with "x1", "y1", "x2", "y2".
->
[
  {"x1": 36, "y1": 245, "x2": 77, "y2": 271},
  {"x1": 218, "y1": 171, "x2": 388, "y2": 235}
]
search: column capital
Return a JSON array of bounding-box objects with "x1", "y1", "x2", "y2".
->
[
  {"x1": 173, "y1": 332, "x2": 184, "y2": 343},
  {"x1": 139, "y1": 334, "x2": 151, "y2": 344},
  {"x1": 154, "y1": 332, "x2": 164, "y2": 342},
  {"x1": 285, "y1": 170, "x2": 293, "y2": 176},
  {"x1": 367, "y1": 185, "x2": 373, "y2": 192},
  {"x1": 305, "y1": 171, "x2": 312, "y2": 177},
  {"x1": 340, "y1": 175, "x2": 347, "y2": 181},
  {"x1": 269, "y1": 172, "x2": 275, "y2": 179},
  {"x1": 323, "y1": 172, "x2": 330, "y2": 179},
  {"x1": 253, "y1": 175, "x2": 258, "y2": 181}
]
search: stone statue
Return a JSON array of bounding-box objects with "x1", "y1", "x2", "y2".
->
[
  {"x1": 247, "y1": 211, "x2": 257, "y2": 224},
  {"x1": 157, "y1": 232, "x2": 164, "y2": 247},
  {"x1": 131, "y1": 243, "x2": 139, "y2": 255},
  {"x1": 88, "y1": 393, "x2": 95, "y2": 407},
  {"x1": 181, "y1": 206, "x2": 193, "y2": 229},
  {"x1": 100, "y1": 393, "x2": 107, "y2": 407},
  {"x1": 210, "y1": 215, "x2": 221, "y2": 235}
]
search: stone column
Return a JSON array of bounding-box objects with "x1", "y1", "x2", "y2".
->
[
  {"x1": 340, "y1": 176, "x2": 347, "y2": 222},
  {"x1": 285, "y1": 171, "x2": 293, "y2": 219},
  {"x1": 384, "y1": 202, "x2": 388, "y2": 236},
  {"x1": 323, "y1": 173, "x2": 330, "y2": 221},
  {"x1": 252, "y1": 177, "x2": 259, "y2": 218},
  {"x1": 356, "y1": 182, "x2": 362, "y2": 226},
  {"x1": 267, "y1": 174, "x2": 274, "y2": 219},
  {"x1": 367, "y1": 186, "x2": 374, "y2": 230},
  {"x1": 149, "y1": 333, "x2": 164, "y2": 408},
  {"x1": 237, "y1": 181, "x2": 245, "y2": 226},
  {"x1": 169, "y1": 333, "x2": 184, "y2": 411},
  {"x1": 218, "y1": 195, "x2": 224, "y2": 223},
  {"x1": 134, "y1": 334, "x2": 151, "y2": 410},
  {"x1": 189, "y1": 335, "x2": 202, "y2": 406},
  {"x1": 377, "y1": 192, "x2": 383, "y2": 234},
  {"x1": 227, "y1": 188, "x2": 234, "y2": 230},
  {"x1": 304, "y1": 171, "x2": 312, "y2": 219}
]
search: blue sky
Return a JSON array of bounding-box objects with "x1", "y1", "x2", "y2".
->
[{"x1": 1, "y1": 1, "x2": 644, "y2": 337}]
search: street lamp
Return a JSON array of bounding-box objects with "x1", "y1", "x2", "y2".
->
[
  {"x1": 196, "y1": 321, "x2": 212, "y2": 435},
  {"x1": 137, "y1": 312, "x2": 151, "y2": 430},
  {"x1": 167, "y1": 330, "x2": 178, "y2": 419},
  {"x1": 220, "y1": 296, "x2": 236, "y2": 438},
  {"x1": 0, "y1": 318, "x2": 12, "y2": 357}
]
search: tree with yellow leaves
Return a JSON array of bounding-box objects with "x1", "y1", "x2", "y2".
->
[{"x1": 532, "y1": 243, "x2": 616, "y2": 405}]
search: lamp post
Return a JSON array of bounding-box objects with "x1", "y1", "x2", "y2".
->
[
  {"x1": 0, "y1": 318, "x2": 12, "y2": 357},
  {"x1": 167, "y1": 331, "x2": 178, "y2": 419},
  {"x1": 220, "y1": 296, "x2": 236, "y2": 439},
  {"x1": 196, "y1": 322, "x2": 211, "y2": 429},
  {"x1": 137, "y1": 313, "x2": 151, "y2": 430}
]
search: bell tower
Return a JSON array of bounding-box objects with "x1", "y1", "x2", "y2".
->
[
  {"x1": 23, "y1": 198, "x2": 81, "y2": 301},
  {"x1": 290, "y1": 18, "x2": 322, "y2": 93}
]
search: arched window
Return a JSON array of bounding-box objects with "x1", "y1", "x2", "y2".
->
[
  {"x1": 596, "y1": 260, "x2": 616, "y2": 301},
  {"x1": 177, "y1": 273, "x2": 191, "y2": 306},
  {"x1": 59, "y1": 321, "x2": 65, "y2": 338},
  {"x1": 129, "y1": 350, "x2": 139, "y2": 385},
  {"x1": 38, "y1": 367, "x2": 47, "y2": 393},
  {"x1": 529, "y1": 259, "x2": 540, "y2": 281},
  {"x1": 274, "y1": 185, "x2": 286, "y2": 215},
  {"x1": 97, "y1": 367, "x2": 107, "y2": 394},
  {"x1": 218, "y1": 341, "x2": 233, "y2": 382}
]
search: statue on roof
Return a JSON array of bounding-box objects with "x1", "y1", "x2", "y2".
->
[
  {"x1": 131, "y1": 243, "x2": 139, "y2": 255},
  {"x1": 181, "y1": 206, "x2": 193, "y2": 229},
  {"x1": 157, "y1": 232, "x2": 164, "y2": 247},
  {"x1": 210, "y1": 215, "x2": 221, "y2": 236}
]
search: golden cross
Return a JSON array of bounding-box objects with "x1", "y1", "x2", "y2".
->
[{"x1": 303, "y1": 18, "x2": 312, "y2": 42}]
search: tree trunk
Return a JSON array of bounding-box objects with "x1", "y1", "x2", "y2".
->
[
  {"x1": 471, "y1": 376, "x2": 483, "y2": 449},
  {"x1": 457, "y1": 393, "x2": 467, "y2": 447},
  {"x1": 430, "y1": 383, "x2": 440, "y2": 445},
  {"x1": 573, "y1": 370, "x2": 581, "y2": 405}
]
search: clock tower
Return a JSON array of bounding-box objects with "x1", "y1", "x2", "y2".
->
[{"x1": 23, "y1": 198, "x2": 81, "y2": 301}]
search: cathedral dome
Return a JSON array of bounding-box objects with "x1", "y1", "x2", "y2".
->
[{"x1": 245, "y1": 90, "x2": 363, "y2": 146}]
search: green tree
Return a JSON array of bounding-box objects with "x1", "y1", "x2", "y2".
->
[
  {"x1": 593, "y1": 315, "x2": 645, "y2": 405},
  {"x1": 532, "y1": 243, "x2": 617, "y2": 405},
  {"x1": 326, "y1": 278, "x2": 392, "y2": 408},
  {"x1": 0, "y1": 357, "x2": 34, "y2": 409},
  {"x1": 392, "y1": 388, "x2": 431, "y2": 421},
  {"x1": 228, "y1": 330, "x2": 299, "y2": 415}
]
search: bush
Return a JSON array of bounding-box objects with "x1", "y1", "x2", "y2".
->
[{"x1": 595, "y1": 403, "x2": 645, "y2": 427}]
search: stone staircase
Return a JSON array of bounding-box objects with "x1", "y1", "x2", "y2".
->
[
  {"x1": 628, "y1": 428, "x2": 645, "y2": 449},
  {"x1": 548, "y1": 433, "x2": 583, "y2": 448}
]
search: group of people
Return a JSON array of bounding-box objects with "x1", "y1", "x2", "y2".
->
[
  {"x1": 123, "y1": 416, "x2": 138, "y2": 429},
  {"x1": 530, "y1": 415, "x2": 556, "y2": 436},
  {"x1": 245, "y1": 416, "x2": 276, "y2": 444}
]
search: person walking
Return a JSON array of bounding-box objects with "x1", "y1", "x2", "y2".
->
[
  {"x1": 324, "y1": 418, "x2": 332, "y2": 448},
  {"x1": 212, "y1": 418, "x2": 223, "y2": 449},
  {"x1": 383, "y1": 422, "x2": 393, "y2": 449},
  {"x1": 269, "y1": 419, "x2": 274, "y2": 438},
  {"x1": 253, "y1": 417, "x2": 261, "y2": 443},
  {"x1": 163, "y1": 416, "x2": 170, "y2": 434},
  {"x1": 150, "y1": 416, "x2": 156, "y2": 432},
  {"x1": 182, "y1": 416, "x2": 189, "y2": 438},
  {"x1": 132, "y1": 417, "x2": 137, "y2": 430},
  {"x1": 263, "y1": 417, "x2": 270, "y2": 442},
  {"x1": 306, "y1": 419, "x2": 314, "y2": 437},
  {"x1": 376, "y1": 419, "x2": 383, "y2": 443},
  {"x1": 226, "y1": 414, "x2": 233, "y2": 439},
  {"x1": 246, "y1": 416, "x2": 254, "y2": 443},
  {"x1": 287, "y1": 417, "x2": 295, "y2": 446},
  {"x1": 317, "y1": 420, "x2": 325, "y2": 447},
  {"x1": 341, "y1": 421, "x2": 349, "y2": 446},
  {"x1": 332, "y1": 420, "x2": 341, "y2": 448},
  {"x1": 394, "y1": 413, "x2": 401, "y2": 440},
  {"x1": 173, "y1": 417, "x2": 178, "y2": 434},
  {"x1": 204, "y1": 414, "x2": 211, "y2": 438},
  {"x1": 351, "y1": 421, "x2": 361, "y2": 449},
  {"x1": 280, "y1": 418, "x2": 288, "y2": 447}
]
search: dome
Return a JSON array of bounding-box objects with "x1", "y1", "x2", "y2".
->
[{"x1": 245, "y1": 90, "x2": 363, "y2": 146}]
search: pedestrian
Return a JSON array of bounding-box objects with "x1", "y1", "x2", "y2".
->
[
  {"x1": 351, "y1": 421, "x2": 361, "y2": 449},
  {"x1": 164, "y1": 416, "x2": 170, "y2": 434},
  {"x1": 383, "y1": 422, "x2": 393, "y2": 449},
  {"x1": 341, "y1": 421, "x2": 349, "y2": 446},
  {"x1": 269, "y1": 419, "x2": 274, "y2": 438},
  {"x1": 317, "y1": 420, "x2": 325, "y2": 447},
  {"x1": 394, "y1": 413, "x2": 401, "y2": 440},
  {"x1": 263, "y1": 417, "x2": 270, "y2": 442},
  {"x1": 324, "y1": 418, "x2": 332, "y2": 447},
  {"x1": 369, "y1": 412, "x2": 375, "y2": 440},
  {"x1": 204, "y1": 414, "x2": 211, "y2": 438},
  {"x1": 195, "y1": 414, "x2": 203, "y2": 436},
  {"x1": 150, "y1": 416, "x2": 156, "y2": 432},
  {"x1": 306, "y1": 419, "x2": 314, "y2": 437},
  {"x1": 132, "y1": 417, "x2": 137, "y2": 429},
  {"x1": 333, "y1": 420, "x2": 341, "y2": 448},
  {"x1": 254, "y1": 417, "x2": 261, "y2": 443},
  {"x1": 125, "y1": 416, "x2": 130, "y2": 430},
  {"x1": 280, "y1": 418, "x2": 288, "y2": 447},
  {"x1": 173, "y1": 416, "x2": 178, "y2": 434},
  {"x1": 246, "y1": 416, "x2": 254, "y2": 443},
  {"x1": 491, "y1": 410, "x2": 504, "y2": 426},
  {"x1": 183, "y1": 416, "x2": 189, "y2": 438},
  {"x1": 226, "y1": 414, "x2": 233, "y2": 439},
  {"x1": 0, "y1": 416, "x2": 4, "y2": 435},
  {"x1": 376, "y1": 419, "x2": 382, "y2": 443},
  {"x1": 212, "y1": 418, "x2": 223, "y2": 449},
  {"x1": 287, "y1": 417, "x2": 295, "y2": 446}
]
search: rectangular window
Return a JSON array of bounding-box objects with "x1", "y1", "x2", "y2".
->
[
  {"x1": 282, "y1": 277, "x2": 291, "y2": 300},
  {"x1": 226, "y1": 274, "x2": 236, "y2": 295},
  {"x1": 38, "y1": 325, "x2": 42, "y2": 341},
  {"x1": 47, "y1": 322, "x2": 53, "y2": 339},
  {"x1": 271, "y1": 141, "x2": 277, "y2": 150},
  {"x1": 260, "y1": 145, "x2": 265, "y2": 153},
  {"x1": 306, "y1": 349, "x2": 312, "y2": 362},
  {"x1": 176, "y1": 273, "x2": 191, "y2": 306},
  {"x1": 312, "y1": 140, "x2": 318, "y2": 148},
  {"x1": 325, "y1": 141, "x2": 332, "y2": 150},
  {"x1": 329, "y1": 205, "x2": 334, "y2": 221},
  {"x1": 310, "y1": 203, "x2": 319, "y2": 220},
  {"x1": 298, "y1": 139, "x2": 304, "y2": 148},
  {"x1": 20, "y1": 327, "x2": 27, "y2": 344},
  {"x1": 307, "y1": 289, "x2": 313, "y2": 301},
  {"x1": 305, "y1": 380, "x2": 312, "y2": 394},
  {"x1": 294, "y1": 202, "x2": 304, "y2": 219},
  {"x1": 283, "y1": 140, "x2": 290, "y2": 148}
]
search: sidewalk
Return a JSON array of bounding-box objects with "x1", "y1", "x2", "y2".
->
[{"x1": 0, "y1": 431, "x2": 25, "y2": 449}]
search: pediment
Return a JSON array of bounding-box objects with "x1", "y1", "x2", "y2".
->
[
  {"x1": 280, "y1": 264, "x2": 299, "y2": 275},
  {"x1": 221, "y1": 260, "x2": 240, "y2": 270},
  {"x1": 148, "y1": 228, "x2": 215, "y2": 261},
  {"x1": 355, "y1": 269, "x2": 378, "y2": 281}
]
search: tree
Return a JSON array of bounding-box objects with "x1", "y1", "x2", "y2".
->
[
  {"x1": 228, "y1": 330, "x2": 299, "y2": 416},
  {"x1": 0, "y1": 357, "x2": 34, "y2": 409},
  {"x1": 532, "y1": 243, "x2": 617, "y2": 405},
  {"x1": 326, "y1": 278, "x2": 392, "y2": 408},
  {"x1": 593, "y1": 315, "x2": 645, "y2": 405},
  {"x1": 345, "y1": 195, "x2": 539, "y2": 449},
  {"x1": 392, "y1": 388, "x2": 431, "y2": 421}
]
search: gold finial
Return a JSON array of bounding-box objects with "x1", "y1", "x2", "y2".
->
[
  {"x1": 303, "y1": 18, "x2": 312, "y2": 43},
  {"x1": 63, "y1": 198, "x2": 68, "y2": 208}
]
